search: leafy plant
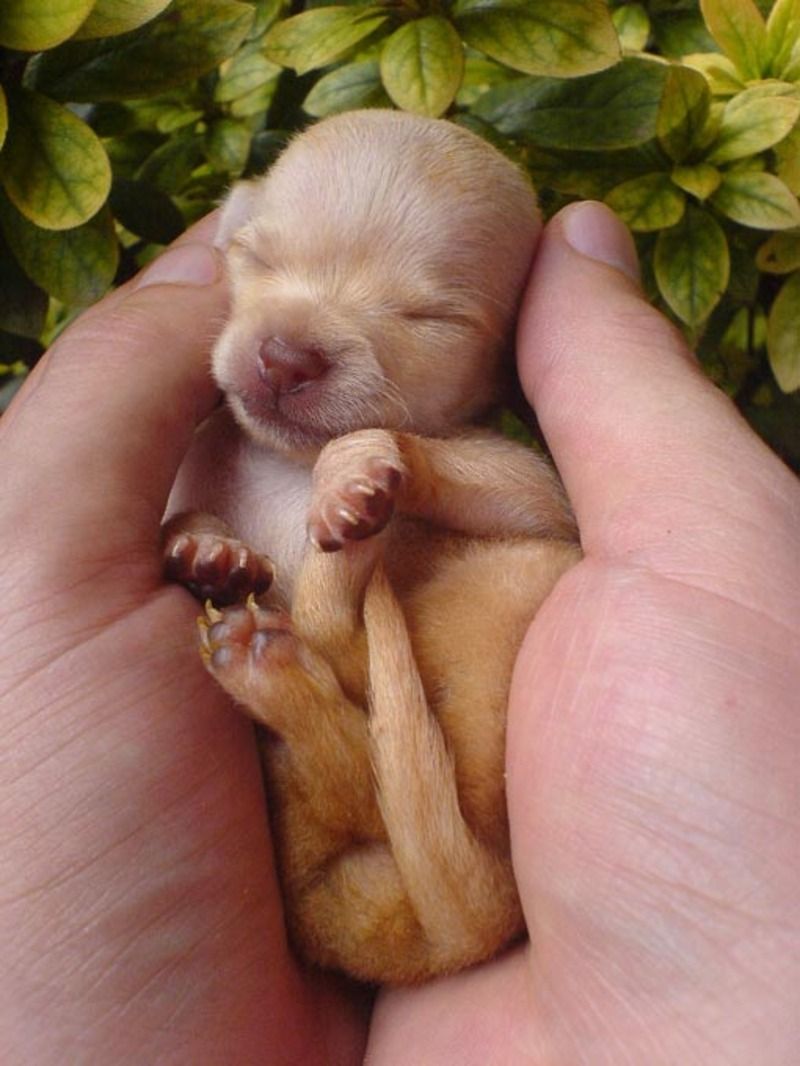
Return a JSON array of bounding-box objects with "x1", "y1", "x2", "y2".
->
[{"x1": 0, "y1": 0, "x2": 798, "y2": 466}]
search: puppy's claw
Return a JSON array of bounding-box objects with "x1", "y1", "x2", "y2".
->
[
  {"x1": 338, "y1": 507, "x2": 360, "y2": 526},
  {"x1": 205, "y1": 600, "x2": 224, "y2": 624}
]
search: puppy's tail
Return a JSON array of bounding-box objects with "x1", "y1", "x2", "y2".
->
[{"x1": 362, "y1": 565, "x2": 523, "y2": 973}]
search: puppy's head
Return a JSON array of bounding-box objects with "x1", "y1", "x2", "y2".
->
[{"x1": 212, "y1": 110, "x2": 540, "y2": 455}]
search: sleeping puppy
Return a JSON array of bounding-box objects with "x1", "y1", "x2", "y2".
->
[{"x1": 164, "y1": 110, "x2": 581, "y2": 984}]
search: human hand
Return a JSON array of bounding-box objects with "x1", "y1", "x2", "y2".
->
[
  {"x1": 366, "y1": 203, "x2": 800, "y2": 1064},
  {"x1": 0, "y1": 219, "x2": 367, "y2": 1065}
]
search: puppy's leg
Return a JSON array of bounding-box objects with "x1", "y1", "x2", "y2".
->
[
  {"x1": 199, "y1": 595, "x2": 381, "y2": 839},
  {"x1": 396, "y1": 430, "x2": 578, "y2": 540},
  {"x1": 307, "y1": 428, "x2": 578, "y2": 547},
  {"x1": 362, "y1": 567, "x2": 524, "y2": 972},
  {"x1": 162, "y1": 510, "x2": 274, "y2": 605}
]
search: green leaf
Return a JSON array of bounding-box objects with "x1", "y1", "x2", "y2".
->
[
  {"x1": 473, "y1": 57, "x2": 669, "y2": 150},
  {"x1": 0, "y1": 89, "x2": 111, "y2": 231},
  {"x1": 456, "y1": 55, "x2": 518, "y2": 108},
  {"x1": 26, "y1": 0, "x2": 254, "y2": 102},
  {"x1": 766, "y1": 270, "x2": 800, "y2": 391},
  {"x1": 657, "y1": 63, "x2": 711, "y2": 163},
  {"x1": 247, "y1": 0, "x2": 283, "y2": 41},
  {"x1": 707, "y1": 85, "x2": 800, "y2": 164},
  {"x1": 711, "y1": 171, "x2": 800, "y2": 229},
  {"x1": 135, "y1": 133, "x2": 205, "y2": 193},
  {"x1": 304, "y1": 60, "x2": 390, "y2": 117},
  {"x1": 454, "y1": 0, "x2": 620, "y2": 78},
  {"x1": 699, "y1": 0, "x2": 767, "y2": 80},
  {"x1": 74, "y1": 0, "x2": 172, "y2": 40},
  {"x1": 756, "y1": 230, "x2": 800, "y2": 273},
  {"x1": 766, "y1": 0, "x2": 800, "y2": 77},
  {"x1": 206, "y1": 118, "x2": 252, "y2": 175},
  {"x1": 380, "y1": 17, "x2": 464, "y2": 118},
  {"x1": 653, "y1": 12, "x2": 717, "y2": 58},
  {"x1": 605, "y1": 173, "x2": 686, "y2": 231},
  {"x1": 671, "y1": 162, "x2": 722, "y2": 200},
  {"x1": 214, "y1": 50, "x2": 281, "y2": 103},
  {"x1": 682, "y1": 51, "x2": 746, "y2": 95},
  {"x1": 0, "y1": 87, "x2": 7, "y2": 153},
  {"x1": 263, "y1": 6, "x2": 389, "y2": 76},
  {"x1": 0, "y1": 230, "x2": 48, "y2": 339},
  {"x1": 655, "y1": 206, "x2": 729, "y2": 325},
  {"x1": 0, "y1": 195, "x2": 118, "y2": 305},
  {"x1": 109, "y1": 178, "x2": 185, "y2": 243},
  {"x1": 612, "y1": 3, "x2": 650, "y2": 52},
  {"x1": 0, "y1": 0, "x2": 94, "y2": 51}
]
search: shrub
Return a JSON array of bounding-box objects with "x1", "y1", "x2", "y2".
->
[{"x1": 1, "y1": 0, "x2": 798, "y2": 466}]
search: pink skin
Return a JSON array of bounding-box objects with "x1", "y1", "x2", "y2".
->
[{"x1": 1, "y1": 204, "x2": 798, "y2": 1064}]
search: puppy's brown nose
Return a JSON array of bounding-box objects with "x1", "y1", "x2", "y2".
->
[{"x1": 258, "y1": 337, "x2": 327, "y2": 395}]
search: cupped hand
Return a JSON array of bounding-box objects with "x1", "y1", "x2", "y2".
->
[
  {"x1": 367, "y1": 204, "x2": 800, "y2": 1064},
  {"x1": 0, "y1": 218, "x2": 367, "y2": 1065},
  {"x1": 2, "y1": 203, "x2": 798, "y2": 1066}
]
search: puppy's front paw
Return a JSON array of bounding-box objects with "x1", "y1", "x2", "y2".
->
[
  {"x1": 164, "y1": 531, "x2": 273, "y2": 605},
  {"x1": 308, "y1": 431, "x2": 405, "y2": 552}
]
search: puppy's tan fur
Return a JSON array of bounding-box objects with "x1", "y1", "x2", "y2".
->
[{"x1": 165, "y1": 111, "x2": 580, "y2": 984}]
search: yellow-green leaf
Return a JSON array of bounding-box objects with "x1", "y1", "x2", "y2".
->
[
  {"x1": 756, "y1": 230, "x2": 800, "y2": 273},
  {"x1": 612, "y1": 3, "x2": 650, "y2": 52},
  {"x1": 767, "y1": 270, "x2": 800, "y2": 391},
  {"x1": 263, "y1": 6, "x2": 389, "y2": 76},
  {"x1": 380, "y1": 17, "x2": 464, "y2": 117},
  {"x1": 454, "y1": 0, "x2": 620, "y2": 78},
  {"x1": 682, "y1": 51, "x2": 746, "y2": 95},
  {"x1": 27, "y1": 0, "x2": 255, "y2": 102},
  {"x1": 206, "y1": 118, "x2": 251, "y2": 175},
  {"x1": 699, "y1": 0, "x2": 768, "y2": 80},
  {"x1": 214, "y1": 51, "x2": 282, "y2": 103},
  {"x1": 304, "y1": 60, "x2": 390, "y2": 118},
  {"x1": 605, "y1": 173, "x2": 686, "y2": 232},
  {"x1": 711, "y1": 171, "x2": 800, "y2": 229},
  {"x1": 657, "y1": 63, "x2": 711, "y2": 163},
  {"x1": 0, "y1": 87, "x2": 7, "y2": 153},
  {"x1": 0, "y1": 195, "x2": 118, "y2": 305},
  {"x1": 655, "y1": 206, "x2": 729, "y2": 325},
  {"x1": 766, "y1": 0, "x2": 800, "y2": 77},
  {"x1": 707, "y1": 84, "x2": 800, "y2": 164},
  {"x1": 776, "y1": 125, "x2": 800, "y2": 195},
  {"x1": 672, "y1": 162, "x2": 722, "y2": 200},
  {"x1": 74, "y1": 0, "x2": 172, "y2": 40},
  {"x1": 0, "y1": 89, "x2": 111, "y2": 231},
  {"x1": 0, "y1": 0, "x2": 94, "y2": 51}
]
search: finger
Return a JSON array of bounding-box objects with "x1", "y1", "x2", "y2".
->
[
  {"x1": 517, "y1": 203, "x2": 799, "y2": 607},
  {"x1": 0, "y1": 224, "x2": 228, "y2": 546}
]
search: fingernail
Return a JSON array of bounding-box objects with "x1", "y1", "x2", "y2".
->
[
  {"x1": 135, "y1": 242, "x2": 222, "y2": 290},
  {"x1": 561, "y1": 201, "x2": 640, "y2": 284}
]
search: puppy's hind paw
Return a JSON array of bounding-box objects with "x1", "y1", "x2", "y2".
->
[
  {"x1": 164, "y1": 531, "x2": 274, "y2": 606},
  {"x1": 198, "y1": 596, "x2": 295, "y2": 676}
]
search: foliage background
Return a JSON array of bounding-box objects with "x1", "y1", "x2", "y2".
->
[{"x1": 1, "y1": 0, "x2": 798, "y2": 468}]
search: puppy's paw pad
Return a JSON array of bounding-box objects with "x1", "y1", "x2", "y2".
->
[
  {"x1": 164, "y1": 532, "x2": 273, "y2": 605},
  {"x1": 198, "y1": 598, "x2": 295, "y2": 674},
  {"x1": 309, "y1": 458, "x2": 404, "y2": 551}
]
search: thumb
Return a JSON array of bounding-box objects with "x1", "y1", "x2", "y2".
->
[
  {"x1": 518, "y1": 202, "x2": 796, "y2": 578},
  {"x1": 1, "y1": 233, "x2": 228, "y2": 553}
]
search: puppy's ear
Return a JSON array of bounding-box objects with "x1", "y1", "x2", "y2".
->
[{"x1": 215, "y1": 179, "x2": 260, "y2": 248}]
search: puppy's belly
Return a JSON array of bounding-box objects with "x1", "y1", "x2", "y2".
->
[{"x1": 167, "y1": 408, "x2": 312, "y2": 596}]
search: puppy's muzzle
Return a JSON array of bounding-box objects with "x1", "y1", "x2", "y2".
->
[{"x1": 258, "y1": 336, "x2": 328, "y2": 397}]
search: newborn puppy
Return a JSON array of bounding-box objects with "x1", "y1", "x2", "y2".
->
[{"x1": 165, "y1": 110, "x2": 580, "y2": 984}]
